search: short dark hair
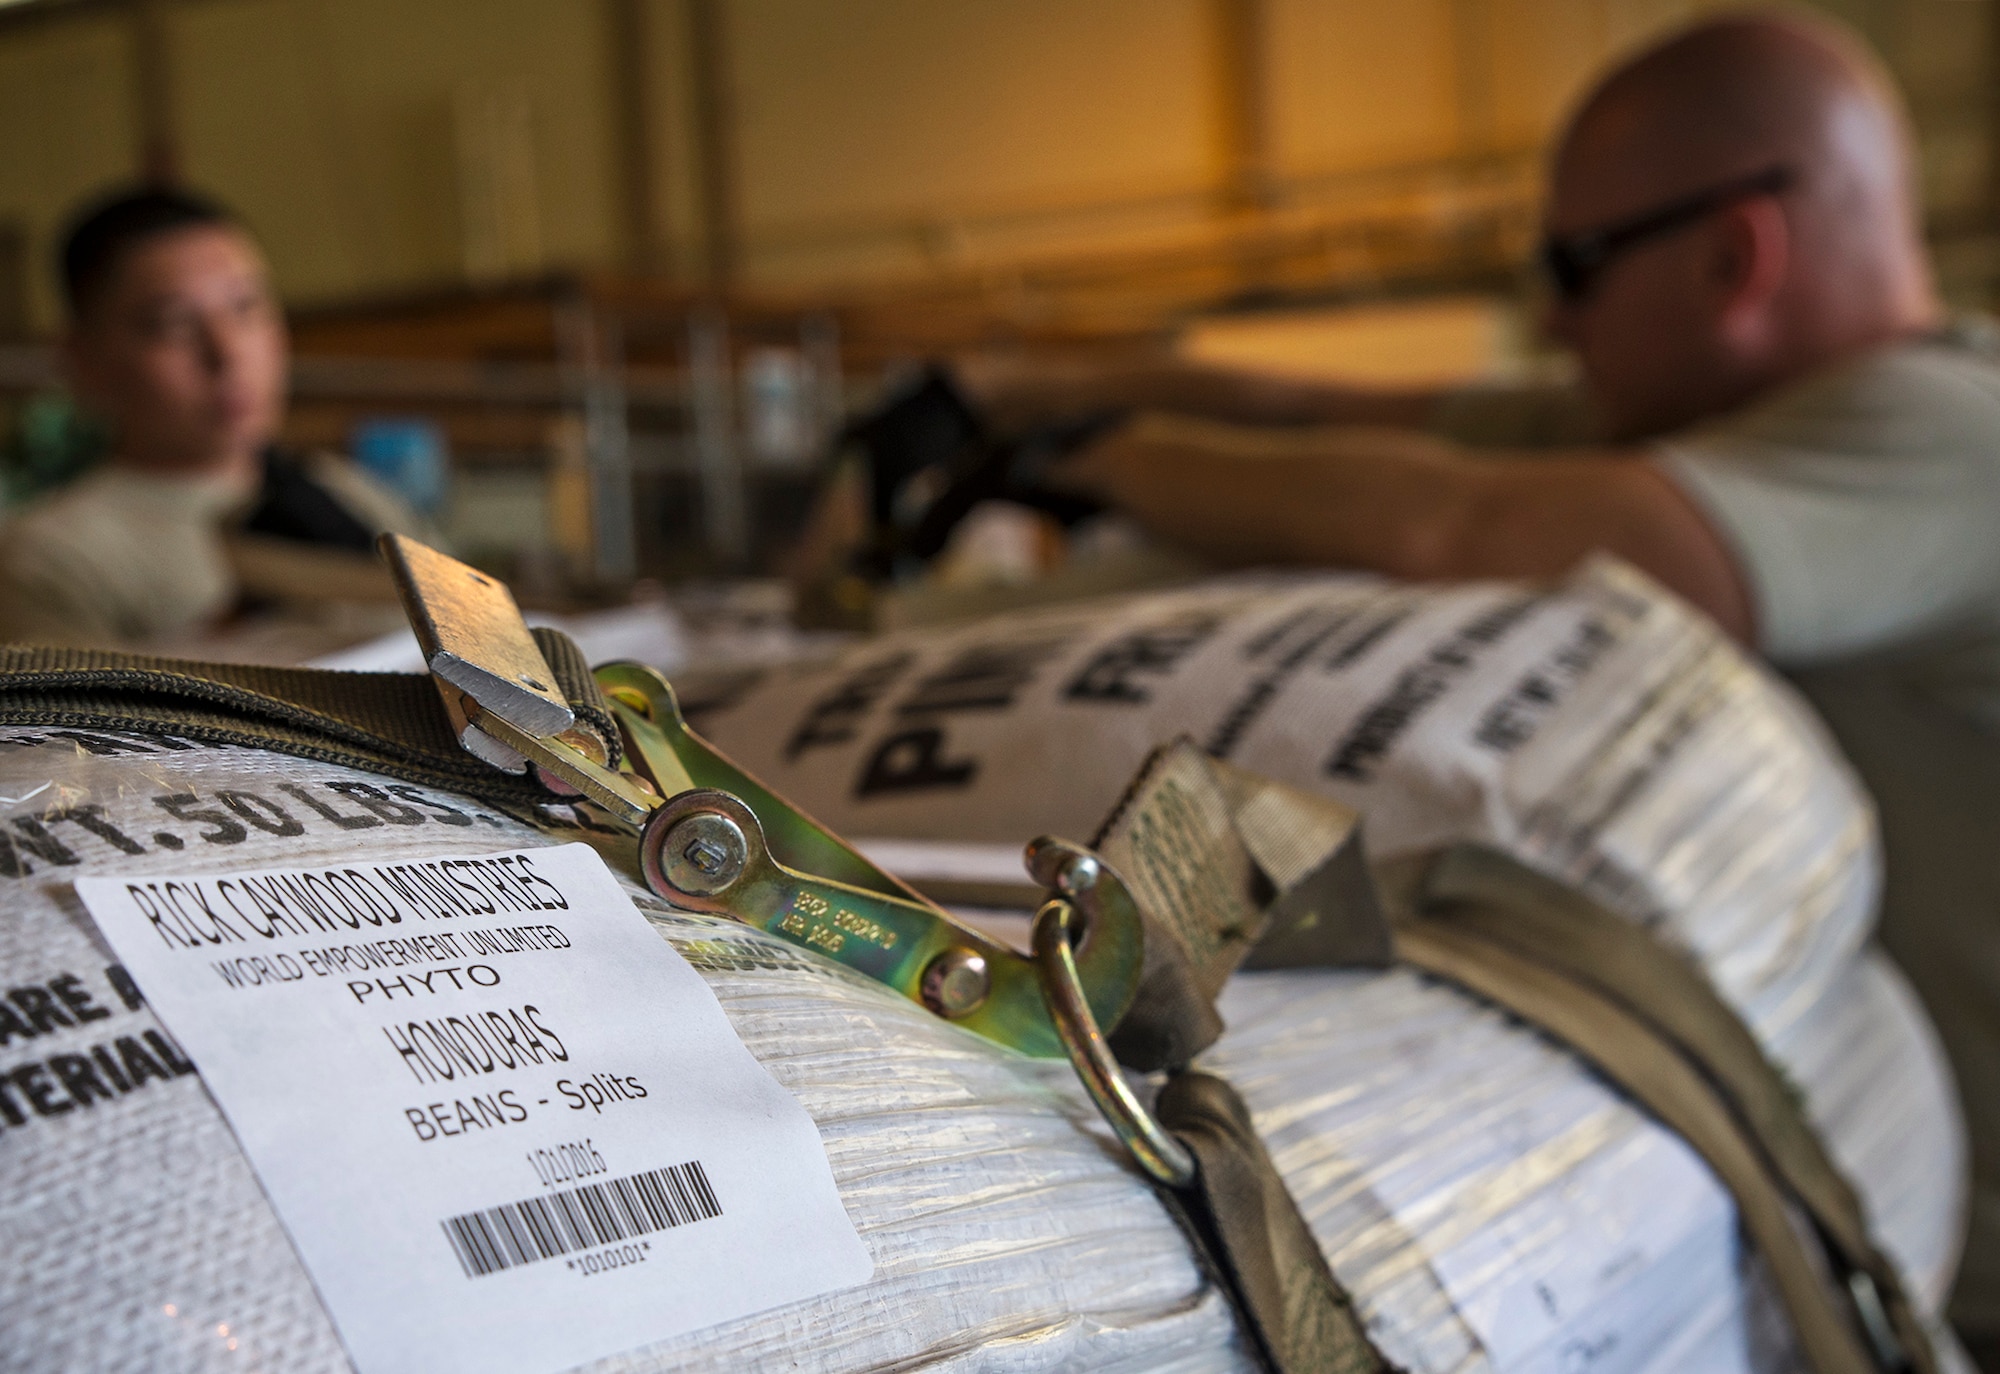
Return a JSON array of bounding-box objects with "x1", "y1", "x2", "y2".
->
[{"x1": 57, "y1": 185, "x2": 238, "y2": 319}]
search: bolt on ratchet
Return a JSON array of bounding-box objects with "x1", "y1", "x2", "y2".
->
[{"x1": 380, "y1": 534, "x2": 1144, "y2": 1059}]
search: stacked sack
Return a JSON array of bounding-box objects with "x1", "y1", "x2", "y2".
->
[{"x1": 0, "y1": 557, "x2": 1966, "y2": 1371}]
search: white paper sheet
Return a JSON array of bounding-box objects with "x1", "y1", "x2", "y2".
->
[{"x1": 73, "y1": 843, "x2": 872, "y2": 1374}]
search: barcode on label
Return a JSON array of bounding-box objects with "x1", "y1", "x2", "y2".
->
[{"x1": 441, "y1": 1160, "x2": 722, "y2": 1278}]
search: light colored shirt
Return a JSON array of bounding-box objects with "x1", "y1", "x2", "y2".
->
[
  {"x1": 0, "y1": 463, "x2": 254, "y2": 645},
  {"x1": 1660, "y1": 319, "x2": 2000, "y2": 677},
  {"x1": 0, "y1": 452, "x2": 421, "y2": 649},
  {"x1": 1653, "y1": 321, "x2": 2000, "y2": 1328}
]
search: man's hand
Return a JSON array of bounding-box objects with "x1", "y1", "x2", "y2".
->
[{"x1": 1059, "y1": 412, "x2": 1757, "y2": 642}]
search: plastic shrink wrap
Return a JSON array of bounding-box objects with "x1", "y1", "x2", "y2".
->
[{"x1": 0, "y1": 558, "x2": 1968, "y2": 1372}]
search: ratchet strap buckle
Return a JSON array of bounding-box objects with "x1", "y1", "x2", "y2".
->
[{"x1": 380, "y1": 533, "x2": 1143, "y2": 1058}]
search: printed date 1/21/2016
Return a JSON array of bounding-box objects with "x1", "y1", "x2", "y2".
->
[{"x1": 530, "y1": 1136, "x2": 608, "y2": 1190}]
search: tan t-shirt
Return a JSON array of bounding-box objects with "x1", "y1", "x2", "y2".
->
[
  {"x1": 0, "y1": 452, "x2": 424, "y2": 648},
  {"x1": 1659, "y1": 319, "x2": 2000, "y2": 671},
  {"x1": 0, "y1": 464, "x2": 254, "y2": 645}
]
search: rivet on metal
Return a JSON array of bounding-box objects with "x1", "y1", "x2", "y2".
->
[
  {"x1": 660, "y1": 813, "x2": 748, "y2": 896},
  {"x1": 1056, "y1": 853, "x2": 1102, "y2": 897},
  {"x1": 553, "y1": 726, "x2": 609, "y2": 766},
  {"x1": 919, "y1": 948, "x2": 992, "y2": 1019}
]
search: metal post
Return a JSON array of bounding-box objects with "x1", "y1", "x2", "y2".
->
[
  {"x1": 688, "y1": 307, "x2": 749, "y2": 568},
  {"x1": 1210, "y1": 0, "x2": 1272, "y2": 215},
  {"x1": 556, "y1": 295, "x2": 638, "y2": 585},
  {"x1": 801, "y1": 311, "x2": 845, "y2": 452},
  {"x1": 1988, "y1": 0, "x2": 2000, "y2": 244},
  {"x1": 608, "y1": 0, "x2": 670, "y2": 274},
  {"x1": 688, "y1": 0, "x2": 738, "y2": 290},
  {"x1": 1449, "y1": 0, "x2": 1497, "y2": 160},
  {"x1": 132, "y1": 0, "x2": 181, "y2": 184}
]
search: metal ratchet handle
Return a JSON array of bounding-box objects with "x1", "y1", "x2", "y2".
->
[
  {"x1": 594, "y1": 661, "x2": 917, "y2": 903},
  {"x1": 603, "y1": 664, "x2": 1145, "y2": 1059},
  {"x1": 380, "y1": 534, "x2": 1147, "y2": 1057},
  {"x1": 637, "y1": 790, "x2": 1145, "y2": 1059},
  {"x1": 639, "y1": 789, "x2": 1023, "y2": 1049}
]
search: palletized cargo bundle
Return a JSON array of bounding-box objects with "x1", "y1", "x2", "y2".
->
[{"x1": 0, "y1": 556, "x2": 1967, "y2": 1372}]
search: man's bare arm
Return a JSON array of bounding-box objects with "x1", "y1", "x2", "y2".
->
[
  {"x1": 955, "y1": 352, "x2": 1439, "y2": 431},
  {"x1": 1065, "y1": 413, "x2": 1756, "y2": 642}
]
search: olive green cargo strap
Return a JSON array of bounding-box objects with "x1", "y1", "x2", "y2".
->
[
  {"x1": 1156, "y1": 1071, "x2": 1389, "y2": 1374},
  {"x1": 525, "y1": 626, "x2": 623, "y2": 767},
  {"x1": 0, "y1": 644, "x2": 555, "y2": 811},
  {"x1": 1093, "y1": 743, "x2": 1931, "y2": 1374},
  {"x1": 1053, "y1": 740, "x2": 1396, "y2": 1373},
  {"x1": 1084, "y1": 740, "x2": 1392, "y2": 1075},
  {"x1": 1394, "y1": 846, "x2": 1933, "y2": 1374}
]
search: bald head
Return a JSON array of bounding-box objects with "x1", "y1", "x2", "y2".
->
[{"x1": 1545, "y1": 12, "x2": 1940, "y2": 439}]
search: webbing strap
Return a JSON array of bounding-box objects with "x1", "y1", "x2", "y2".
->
[
  {"x1": 1097, "y1": 744, "x2": 1929, "y2": 1374},
  {"x1": 1082, "y1": 741, "x2": 1400, "y2": 1370},
  {"x1": 0, "y1": 644, "x2": 550, "y2": 810},
  {"x1": 527, "y1": 626, "x2": 622, "y2": 767},
  {"x1": 1394, "y1": 845, "x2": 1933, "y2": 1374},
  {"x1": 1156, "y1": 1071, "x2": 1392, "y2": 1374},
  {"x1": 1419, "y1": 846, "x2": 1933, "y2": 1372},
  {"x1": 1090, "y1": 740, "x2": 1390, "y2": 1072}
]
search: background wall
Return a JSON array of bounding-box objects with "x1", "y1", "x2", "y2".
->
[{"x1": 0, "y1": 0, "x2": 1989, "y2": 332}]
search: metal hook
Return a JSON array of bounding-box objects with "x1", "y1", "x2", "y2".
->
[{"x1": 1033, "y1": 897, "x2": 1195, "y2": 1188}]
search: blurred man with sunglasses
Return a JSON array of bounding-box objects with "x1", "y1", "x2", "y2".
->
[{"x1": 968, "y1": 10, "x2": 2000, "y2": 1352}]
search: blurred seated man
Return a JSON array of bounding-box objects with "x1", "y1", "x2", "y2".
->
[
  {"x1": 0, "y1": 187, "x2": 426, "y2": 648},
  {"x1": 970, "y1": 12, "x2": 2000, "y2": 1348}
]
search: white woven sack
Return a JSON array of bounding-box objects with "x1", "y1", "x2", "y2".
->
[
  {"x1": 0, "y1": 721, "x2": 1962, "y2": 1373},
  {"x1": 688, "y1": 559, "x2": 1874, "y2": 1038}
]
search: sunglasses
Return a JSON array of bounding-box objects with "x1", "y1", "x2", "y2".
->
[{"x1": 1539, "y1": 165, "x2": 1796, "y2": 302}]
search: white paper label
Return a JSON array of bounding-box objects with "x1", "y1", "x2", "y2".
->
[{"x1": 74, "y1": 843, "x2": 873, "y2": 1374}]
